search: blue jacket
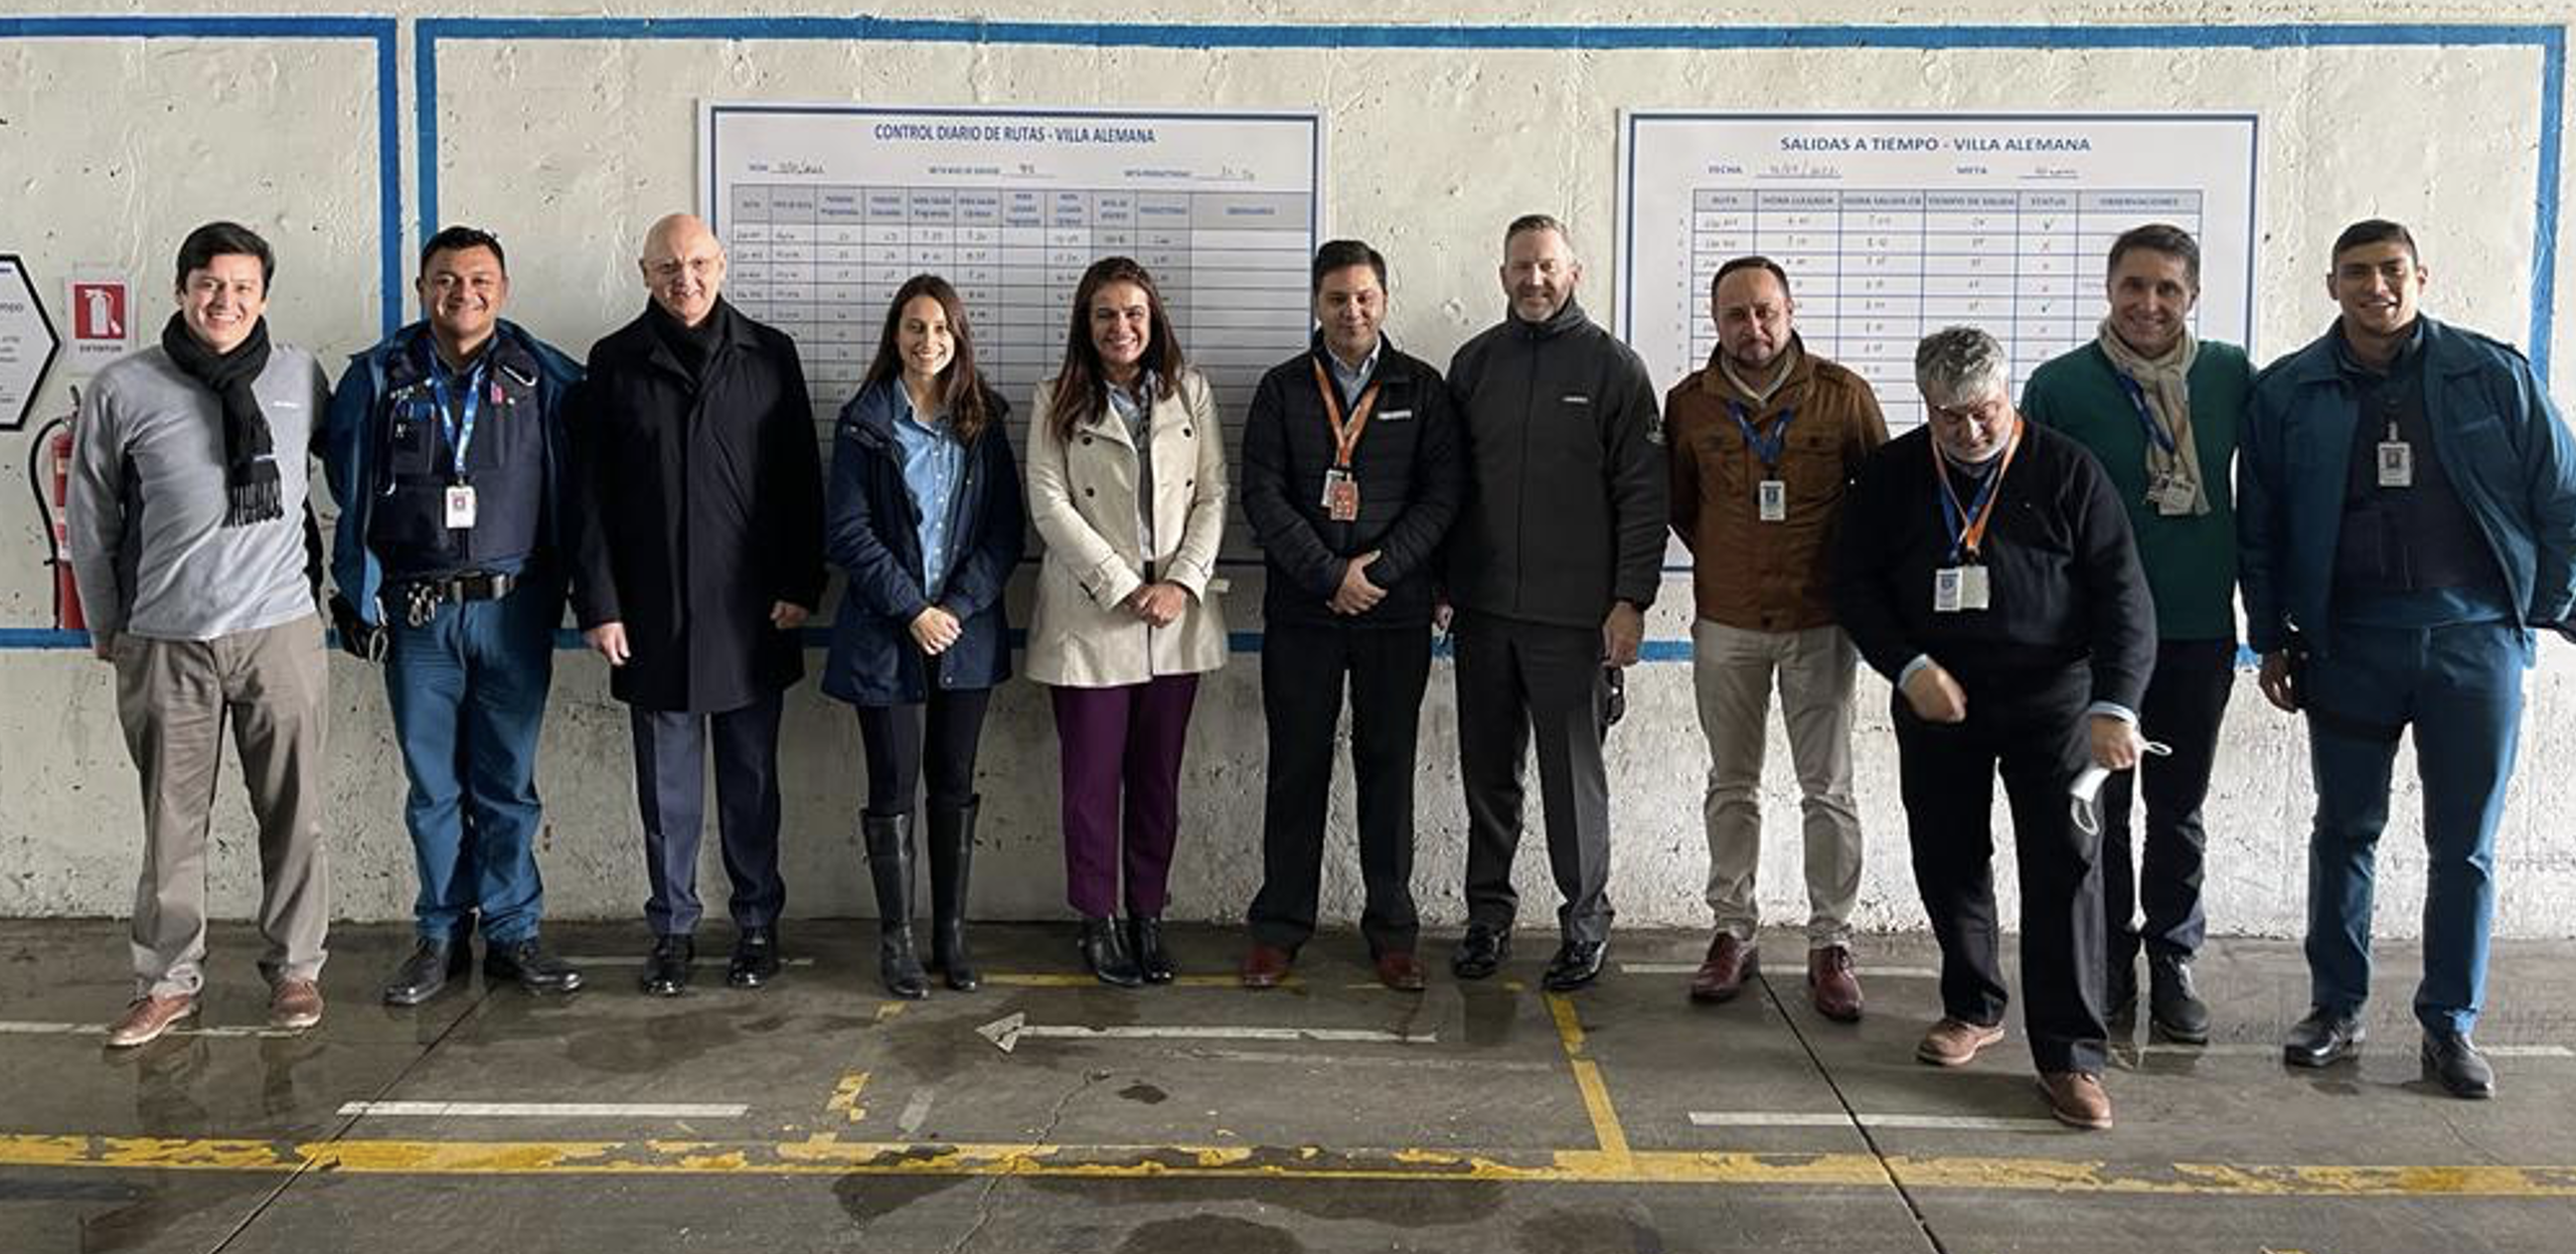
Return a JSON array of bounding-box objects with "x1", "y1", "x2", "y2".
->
[
  {"x1": 2239, "y1": 316, "x2": 2576, "y2": 658},
  {"x1": 323, "y1": 319, "x2": 583, "y2": 627},
  {"x1": 820, "y1": 379, "x2": 1025, "y2": 705}
]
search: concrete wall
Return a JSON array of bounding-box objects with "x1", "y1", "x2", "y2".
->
[{"x1": 5, "y1": 2, "x2": 2575, "y2": 940}]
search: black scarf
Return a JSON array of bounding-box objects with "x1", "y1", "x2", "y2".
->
[{"x1": 159, "y1": 311, "x2": 281, "y2": 527}]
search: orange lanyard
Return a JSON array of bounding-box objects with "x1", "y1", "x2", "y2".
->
[
  {"x1": 1930, "y1": 420, "x2": 2023, "y2": 561},
  {"x1": 1310, "y1": 357, "x2": 1379, "y2": 468}
]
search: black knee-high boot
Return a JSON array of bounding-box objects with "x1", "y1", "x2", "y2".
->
[
  {"x1": 864, "y1": 812, "x2": 928, "y2": 999},
  {"x1": 925, "y1": 796, "x2": 982, "y2": 992}
]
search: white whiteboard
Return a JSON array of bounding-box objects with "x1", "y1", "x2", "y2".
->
[
  {"x1": 700, "y1": 103, "x2": 1325, "y2": 560},
  {"x1": 1616, "y1": 112, "x2": 2257, "y2": 429}
]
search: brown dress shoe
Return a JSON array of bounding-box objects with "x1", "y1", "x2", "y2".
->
[
  {"x1": 1807, "y1": 945, "x2": 1863, "y2": 1022},
  {"x1": 1373, "y1": 950, "x2": 1427, "y2": 993},
  {"x1": 105, "y1": 994, "x2": 197, "y2": 1048},
  {"x1": 1915, "y1": 1017, "x2": 2005, "y2": 1067},
  {"x1": 1688, "y1": 933, "x2": 1757, "y2": 1003},
  {"x1": 1238, "y1": 943, "x2": 1294, "y2": 989},
  {"x1": 269, "y1": 978, "x2": 325, "y2": 1031},
  {"x1": 2037, "y1": 1071, "x2": 2114, "y2": 1130}
]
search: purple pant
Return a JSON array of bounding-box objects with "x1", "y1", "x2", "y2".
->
[{"x1": 1050, "y1": 675, "x2": 1201, "y2": 917}]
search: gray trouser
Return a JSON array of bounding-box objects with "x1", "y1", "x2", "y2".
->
[
  {"x1": 1690, "y1": 619, "x2": 1862, "y2": 948},
  {"x1": 1454, "y1": 611, "x2": 1614, "y2": 944},
  {"x1": 112, "y1": 614, "x2": 331, "y2": 999}
]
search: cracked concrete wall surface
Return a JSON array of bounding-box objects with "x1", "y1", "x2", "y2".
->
[{"x1": 4, "y1": 1, "x2": 2576, "y2": 940}]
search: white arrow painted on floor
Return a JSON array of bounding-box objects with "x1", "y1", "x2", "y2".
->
[{"x1": 976, "y1": 1012, "x2": 1437, "y2": 1054}]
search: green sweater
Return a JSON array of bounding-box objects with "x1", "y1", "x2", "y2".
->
[{"x1": 2021, "y1": 340, "x2": 2250, "y2": 643}]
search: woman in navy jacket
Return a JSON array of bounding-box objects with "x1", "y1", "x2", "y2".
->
[{"x1": 822, "y1": 274, "x2": 1025, "y2": 998}]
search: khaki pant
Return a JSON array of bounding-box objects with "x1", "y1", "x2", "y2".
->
[
  {"x1": 1690, "y1": 619, "x2": 1861, "y2": 948},
  {"x1": 113, "y1": 614, "x2": 330, "y2": 998}
]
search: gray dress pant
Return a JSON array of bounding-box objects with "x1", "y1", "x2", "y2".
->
[{"x1": 1453, "y1": 610, "x2": 1614, "y2": 944}]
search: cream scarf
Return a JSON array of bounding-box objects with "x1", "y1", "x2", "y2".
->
[{"x1": 2095, "y1": 319, "x2": 2206, "y2": 516}]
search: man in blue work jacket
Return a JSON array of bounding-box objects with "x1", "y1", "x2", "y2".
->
[
  {"x1": 2240, "y1": 219, "x2": 2576, "y2": 1099},
  {"x1": 325, "y1": 226, "x2": 586, "y2": 1005}
]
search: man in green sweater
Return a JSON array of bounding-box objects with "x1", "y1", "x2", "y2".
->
[{"x1": 2021, "y1": 223, "x2": 2251, "y2": 1045}]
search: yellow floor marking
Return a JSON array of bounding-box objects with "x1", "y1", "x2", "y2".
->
[
  {"x1": 3, "y1": 1135, "x2": 2572, "y2": 1197},
  {"x1": 981, "y1": 973, "x2": 1262, "y2": 989},
  {"x1": 1544, "y1": 993, "x2": 1632, "y2": 1160},
  {"x1": 826, "y1": 1073, "x2": 869, "y2": 1124}
]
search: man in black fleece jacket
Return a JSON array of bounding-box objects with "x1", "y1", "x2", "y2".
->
[
  {"x1": 1832, "y1": 326, "x2": 2153, "y2": 1131},
  {"x1": 1444, "y1": 214, "x2": 1668, "y2": 992}
]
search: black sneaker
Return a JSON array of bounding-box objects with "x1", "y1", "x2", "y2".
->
[{"x1": 2146, "y1": 952, "x2": 2209, "y2": 1044}]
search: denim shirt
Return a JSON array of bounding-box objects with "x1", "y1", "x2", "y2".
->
[{"x1": 891, "y1": 389, "x2": 967, "y2": 598}]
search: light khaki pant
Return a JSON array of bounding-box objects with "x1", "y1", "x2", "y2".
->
[
  {"x1": 1690, "y1": 619, "x2": 1861, "y2": 949},
  {"x1": 113, "y1": 615, "x2": 330, "y2": 998}
]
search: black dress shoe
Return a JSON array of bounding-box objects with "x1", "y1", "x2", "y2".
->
[
  {"x1": 382, "y1": 938, "x2": 471, "y2": 1007},
  {"x1": 1128, "y1": 916, "x2": 1176, "y2": 985},
  {"x1": 485, "y1": 937, "x2": 583, "y2": 996},
  {"x1": 1450, "y1": 924, "x2": 1512, "y2": 980},
  {"x1": 2283, "y1": 1008, "x2": 2364, "y2": 1067},
  {"x1": 2422, "y1": 1028, "x2": 2496, "y2": 1099},
  {"x1": 1541, "y1": 939, "x2": 1607, "y2": 992},
  {"x1": 641, "y1": 934, "x2": 694, "y2": 997},
  {"x1": 1079, "y1": 917, "x2": 1144, "y2": 988},
  {"x1": 2147, "y1": 952, "x2": 2210, "y2": 1044},
  {"x1": 728, "y1": 927, "x2": 782, "y2": 988}
]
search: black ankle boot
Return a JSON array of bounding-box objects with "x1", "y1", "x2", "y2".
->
[
  {"x1": 864, "y1": 812, "x2": 928, "y2": 1000},
  {"x1": 1079, "y1": 916, "x2": 1144, "y2": 988},
  {"x1": 925, "y1": 796, "x2": 981, "y2": 992},
  {"x1": 1128, "y1": 915, "x2": 1176, "y2": 985}
]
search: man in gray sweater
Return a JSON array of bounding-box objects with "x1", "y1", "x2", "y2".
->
[
  {"x1": 69, "y1": 221, "x2": 334, "y2": 1047},
  {"x1": 1445, "y1": 214, "x2": 1667, "y2": 991}
]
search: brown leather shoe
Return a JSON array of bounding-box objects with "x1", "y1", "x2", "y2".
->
[
  {"x1": 1688, "y1": 933, "x2": 1757, "y2": 1003},
  {"x1": 1807, "y1": 945, "x2": 1863, "y2": 1022},
  {"x1": 2037, "y1": 1070, "x2": 2114, "y2": 1130},
  {"x1": 1373, "y1": 950, "x2": 1427, "y2": 993},
  {"x1": 105, "y1": 994, "x2": 197, "y2": 1048},
  {"x1": 1915, "y1": 1017, "x2": 2005, "y2": 1067},
  {"x1": 1238, "y1": 943, "x2": 1294, "y2": 990},
  {"x1": 268, "y1": 978, "x2": 325, "y2": 1031}
]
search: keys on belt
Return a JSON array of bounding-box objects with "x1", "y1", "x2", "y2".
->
[{"x1": 395, "y1": 570, "x2": 518, "y2": 627}]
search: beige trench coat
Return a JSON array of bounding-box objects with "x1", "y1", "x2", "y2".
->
[{"x1": 1024, "y1": 369, "x2": 1230, "y2": 687}]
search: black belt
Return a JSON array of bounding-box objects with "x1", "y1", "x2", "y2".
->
[{"x1": 392, "y1": 570, "x2": 517, "y2": 626}]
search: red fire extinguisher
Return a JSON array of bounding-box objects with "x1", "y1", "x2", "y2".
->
[{"x1": 30, "y1": 391, "x2": 83, "y2": 631}]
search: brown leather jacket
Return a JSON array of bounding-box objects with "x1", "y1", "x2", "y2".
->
[{"x1": 1667, "y1": 341, "x2": 1887, "y2": 632}]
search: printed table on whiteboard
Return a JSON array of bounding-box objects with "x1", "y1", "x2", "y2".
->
[
  {"x1": 701, "y1": 104, "x2": 1325, "y2": 560},
  {"x1": 1617, "y1": 113, "x2": 2256, "y2": 432}
]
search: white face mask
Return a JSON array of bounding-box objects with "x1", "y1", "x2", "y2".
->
[{"x1": 2068, "y1": 741, "x2": 2173, "y2": 836}]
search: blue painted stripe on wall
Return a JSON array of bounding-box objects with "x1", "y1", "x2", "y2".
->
[{"x1": 0, "y1": 16, "x2": 406, "y2": 342}]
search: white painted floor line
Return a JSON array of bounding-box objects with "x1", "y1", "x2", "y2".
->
[
  {"x1": 1690, "y1": 1110, "x2": 2065, "y2": 1133},
  {"x1": 338, "y1": 1100, "x2": 749, "y2": 1118},
  {"x1": 0, "y1": 1020, "x2": 300, "y2": 1039},
  {"x1": 896, "y1": 1088, "x2": 936, "y2": 1139},
  {"x1": 1618, "y1": 962, "x2": 1941, "y2": 979},
  {"x1": 2126, "y1": 1042, "x2": 2576, "y2": 1059},
  {"x1": 977, "y1": 1012, "x2": 1436, "y2": 1053}
]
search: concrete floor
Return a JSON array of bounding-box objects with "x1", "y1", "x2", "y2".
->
[{"x1": 2, "y1": 919, "x2": 2572, "y2": 1253}]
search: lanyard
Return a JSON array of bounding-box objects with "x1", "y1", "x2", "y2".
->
[
  {"x1": 1728, "y1": 402, "x2": 1796, "y2": 469},
  {"x1": 1931, "y1": 420, "x2": 2023, "y2": 562},
  {"x1": 1310, "y1": 357, "x2": 1378, "y2": 469},
  {"x1": 426, "y1": 356, "x2": 487, "y2": 482},
  {"x1": 2114, "y1": 373, "x2": 2178, "y2": 457}
]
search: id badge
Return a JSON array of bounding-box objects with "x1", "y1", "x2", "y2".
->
[
  {"x1": 444, "y1": 484, "x2": 479, "y2": 530},
  {"x1": 1757, "y1": 478, "x2": 1788, "y2": 522},
  {"x1": 2377, "y1": 441, "x2": 2414, "y2": 488},
  {"x1": 2154, "y1": 477, "x2": 2196, "y2": 516},
  {"x1": 1936, "y1": 565, "x2": 1990, "y2": 613},
  {"x1": 1322, "y1": 467, "x2": 1360, "y2": 522}
]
